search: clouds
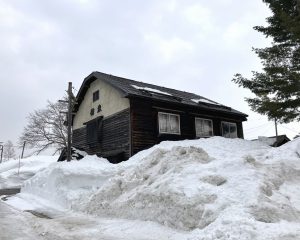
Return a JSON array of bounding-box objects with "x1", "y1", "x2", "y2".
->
[
  {"x1": 184, "y1": 4, "x2": 214, "y2": 33},
  {"x1": 144, "y1": 34, "x2": 194, "y2": 63},
  {"x1": 0, "y1": 0, "x2": 298, "y2": 145}
]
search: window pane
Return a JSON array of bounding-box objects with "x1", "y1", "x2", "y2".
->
[
  {"x1": 222, "y1": 122, "x2": 230, "y2": 138},
  {"x1": 196, "y1": 119, "x2": 213, "y2": 137},
  {"x1": 203, "y1": 120, "x2": 212, "y2": 136},
  {"x1": 158, "y1": 112, "x2": 180, "y2": 134},
  {"x1": 230, "y1": 123, "x2": 237, "y2": 138},
  {"x1": 195, "y1": 119, "x2": 202, "y2": 136},
  {"x1": 93, "y1": 90, "x2": 99, "y2": 102},
  {"x1": 169, "y1": 115, "x2": 180, "y2": 133},
  {"x1": 208, "y1": 120, "x2": 213, "y2": 136},
  {"x1": 222, "y1": 122, "x2": 237, "y2": 138},
  {"x1": 159, "y1": 113, "x2": 168, "y2": 133}
]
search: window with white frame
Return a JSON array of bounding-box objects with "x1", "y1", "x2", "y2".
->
[
  {"x1": 158, "y1": 112, "x2": 180, "y2": 134},
  {"x1": 221, "y1": 122, "x2": 237, "y2": 138},
  {"x1": 195, "y1": 118, "x2": 213, "y2": 137}
]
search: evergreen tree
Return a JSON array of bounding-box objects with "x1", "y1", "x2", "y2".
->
[{"x1": 233, "y1": 0, "x2": 300, "y2": 123}]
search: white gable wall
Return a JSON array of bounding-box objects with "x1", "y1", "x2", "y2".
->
[{"x1": 73, "y1": 79, "x2": 130, "y2": 130}]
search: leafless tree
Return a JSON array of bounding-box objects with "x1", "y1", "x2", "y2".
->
[
  {"x1": 3, "y1": 140, "x2": 16, "y2": 161},
  {"x1": 19, "y1": 99, "x2": 68, "y2": 154}
]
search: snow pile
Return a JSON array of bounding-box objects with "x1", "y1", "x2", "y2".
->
[
  {"x1": 257, "y1": 136, "x2": 277, "y2": 146},
  {"x1": 0, "y1": 156, "x2": 57, "y2": 189},
  {"x1": 280, "y1": 137, "x2": 300, "y2": 156},
  {"x1": 83, "y1": 138, "x2": 300, "y2": 232},
  {"x1": 85, "y1": 146, "x2": 220, "y2": 230},
  {"x1": 19, "y1": 156, "x2": 117, "y2": 209},
  {"x1": 10, "y1": 137, "x2": 300, "y2": 239},
  {"x1": 72, "y1": 147, "x2": 88, "y2": 159}
]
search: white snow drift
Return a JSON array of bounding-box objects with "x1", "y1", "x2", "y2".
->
[
  {"x1": 0, "y1": 156, "x2": 57, "y2": 189},
  {"x1": 8, "y1": 137, "x2": 300, "y2": 240}
]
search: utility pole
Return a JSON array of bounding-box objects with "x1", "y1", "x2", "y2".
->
[
  {"x1": 275, "y1": 118, "x2": 279, "y2": 146},
  {"x1": 67, "y1": 82, "x2": 72, "y2": 162},
  {"x1": 21, "y1": 141, "x2": 26, "y2": 159},
  {"x1": 0, "y1": 142, "x2": 3, "y2": 164},
  {"x1": 59, "y1": 82, "x2": 75, "y2": 162}
]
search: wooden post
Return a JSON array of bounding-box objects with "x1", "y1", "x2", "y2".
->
[
  {"x1": 21, "y1": 141, "x2": 26, "y2": 159},
  {"x1": 67, "y1": 82, "x2": 72, "y2": 162}
]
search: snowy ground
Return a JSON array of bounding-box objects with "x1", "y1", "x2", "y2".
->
[
  {"x1": 0, "y1": 201, "x2": 43, "y2": 240},
  {"x1": 0, "y1": 201, "x2": 185, "y2": 240},
  {"x1": 1, "y1": 137, "x2": 300, "y2": 240}
]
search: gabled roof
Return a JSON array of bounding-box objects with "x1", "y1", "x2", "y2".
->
[{"x1": 75, "y1": 71, "x2": 248, "y2": 119}]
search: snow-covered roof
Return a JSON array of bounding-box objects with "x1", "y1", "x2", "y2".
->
[
  {"x1": 75, "y1": 71, "x2": 248, "y2": 118},
  {"x1": 131, "y1": 85, "x2": 172, "y2": 96},
  {"x1": 191, "y1": 98, "x2": 222, "y2": 106}
]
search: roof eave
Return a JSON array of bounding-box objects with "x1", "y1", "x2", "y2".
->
[{"x1": 126, "y1": 94, "x2": 248, "y2": 121}]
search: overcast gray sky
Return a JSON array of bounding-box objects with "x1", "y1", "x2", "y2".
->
[{"x1": 0, "y1": 0, "x2": 299, "y2": 148}]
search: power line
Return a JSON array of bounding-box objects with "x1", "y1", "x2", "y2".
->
[
  {"x1": 260, "y1": 124, "x2": 273, "y2": 136},
  {"x1": 244, "y1": 122, "x2": 271, "y2": 132},
  {"x1": 244, "y1": 123, "x2": 275, "y2": 136},
  {"x1": 280, "y1": 125, "x2": 299, "y2": 134},
  {"x1": 246, "y1": 124, "x2": 274, "y2": 139}
]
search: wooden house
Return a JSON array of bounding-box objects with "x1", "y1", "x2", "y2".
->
[{"x1": 72, "y1": 72, "x2": 248, "y2": 163}]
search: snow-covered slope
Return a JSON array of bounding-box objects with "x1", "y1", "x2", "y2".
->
[
  {"x1": 8, "y1": 137, "x2": 300, "y2": 240},
  {"x1": 0, "y1": 156, "x2": 57, "y2": 189}
]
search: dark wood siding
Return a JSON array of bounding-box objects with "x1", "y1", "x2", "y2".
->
[
  {"x1": 130, "y1": 98, "x2": 246, "y2": 155},
  {"x1": 73, "y1": 98, "x2": 246, "y2": 162},
  {"x1": 72, "y1": 126, "x2": 90, "y2": 151},
  {"x1": 101, "y1": 109, "x2": 130, "y2": 158},
  {"x1": 73, "y1": 108, "x2": 130, "y2": 163},
  {"x1": 130, "y1": 100, "x2": 157, "y2": 155}
]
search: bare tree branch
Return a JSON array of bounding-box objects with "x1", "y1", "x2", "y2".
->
[
  {"x1": 19, "y1": 98, "x2": 68, "y2": 154},
  {"x1": 3, "y1": 140, "x2": 16, "y2": 161}
]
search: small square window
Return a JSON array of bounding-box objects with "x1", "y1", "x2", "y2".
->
[
  {"x1": 195, "y1": 118, "x2": 213, "y2": 137},
  {"x1": 93, "y1": 90, "x2": 99, "y2": 102},
  {"x1": 158, "y1": 112, "x2": 180, "y2": 135},
  {"x1": 221, "y1": 122, "x2": 237, "y2": 138}
]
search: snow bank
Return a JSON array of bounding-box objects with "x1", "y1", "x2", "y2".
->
[
  {"x1": 10, "y1": 137, "x2": 300, "y2": 239},
  {"x1": 19, "y1": 156, "x2": 117, "y2": 209},
  {"x1": 84, "y1": 138, "x2": 300, "y2": 231},
  {"x1": 0, "y1": 156, "x2": 57, "y2": 189}
]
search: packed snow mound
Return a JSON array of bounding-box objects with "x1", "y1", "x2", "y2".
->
[
  {"x1": 21, "y1": 155, "x2": 116, "y2": 208},
  {"x1": 85, "y1": 146, "x2": 218, "y2": 230},
  {"x1": 83, "y1": 140, "x2": 300, "y2": 231},
  {"x1": 279, "y1": 136, "x2": 300, "y2": 156},
  {"x1": 12, "y1": 137, "x2": 300, "y2": 239},
  {"x1": 0, "y1": 156, "x2": 57, "y2": 189}
]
